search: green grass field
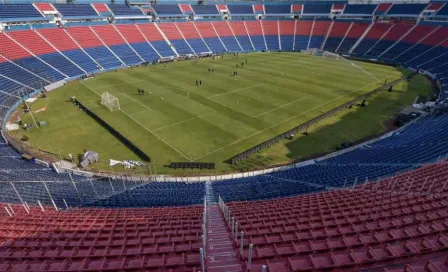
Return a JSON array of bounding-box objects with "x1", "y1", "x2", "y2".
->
[{"x1": 12, "y1": 52, "x2": 431, "y2": 175}]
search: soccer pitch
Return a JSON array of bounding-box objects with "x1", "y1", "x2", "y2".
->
[{"x1": 15, "y1": 52, "x2": 431, "y2": 174}]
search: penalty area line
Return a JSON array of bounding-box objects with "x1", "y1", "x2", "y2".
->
[
  {"x1": 80, "y1": 81, "x2": 192, "y2": 161},
  {"x1": 152, "y1": 111, "x2": 216, "y2": 132}
]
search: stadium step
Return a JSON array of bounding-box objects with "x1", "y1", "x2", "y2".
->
[
  {"x1": 206, "y1": 205, "x2": 242, "y2": 272},
  {"x1": 205, "y1": 181, "x2": 217, "y2": 205}
]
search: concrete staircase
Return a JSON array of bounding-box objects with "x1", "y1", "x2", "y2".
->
[
  {"x1": 204, "y1": 184, "x2": 242, "y2": 272},
  {"x1": 205, "y1": 206, "x2": 242, "y2": 272}
]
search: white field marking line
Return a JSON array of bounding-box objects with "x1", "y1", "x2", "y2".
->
[
  {"x1": 121, "y1": 110, "x2": 192, "y2": 161},
  {"x1": 192, "y1": 82, "x2": 377, "y2": 161},
  {"x1": 207, "y1": 98, "x2": 255, "y2": 118},
  {"x1": 254, "y1": 95, "x2": 312, "y2": 117},
  {"x1": 119, "y1": 93, "x2": 152, "y2": 111},
  {"x1": 133, "y1": 77, "x2": 216, "y2": 113},
  {"x1": 207, "y1": 83, "x2": 265, "y2": 99},
  {"x1": 166, "y1": 86, "x2": 190, "y2": 98},
  {"x1": 129, "y1": 109, "x2": 151, "y2": 117},
  {"x1": 80, "y1": 81, "x2": 192, "y2": 161},
  {"x1": 152, "y1": 111, "x2": 216, "y2": 132}
]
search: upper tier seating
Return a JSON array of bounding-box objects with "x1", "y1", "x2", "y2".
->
[
  {"x1": 387, "y1": 4, "x2": 427, "y2": 15},
  {"x1": 264, "y1": 5, "x2": 291, "y2": 14},
  {"x1": 191, "y1": 4, "x2": 219, "y2": 15},
  {"x1": 228, "y1": 5, "x2": 253, "y2": 15},
  {"x1": 108, "y1": 4, "x2": 143, "y2": 16},
  {"x1": 436, "y1": 4, "x2": 448, "y2": 15},
  {"x1": 303, "y1": 4, "x2": 332, "y2": 14},
  {"x1": 152, "y1": 4, "x2": 183, "y2": 15},
  {"x1": 343, "y1": 4, "x2": 377, "y2": 14},
  {"x1": 0, "y1": 4, "x2": 42, "y2": 20},
  {"x1": 53, "y1": 4, "x2": 98, "y2": 17}
]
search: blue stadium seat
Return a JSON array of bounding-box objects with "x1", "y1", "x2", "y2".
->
[
  {"x1": 108, "y1": 4, "x2": 143, "y2": 16},
  {"x1": 53, "y1": 4, "x2": 99, "y2": 17}
]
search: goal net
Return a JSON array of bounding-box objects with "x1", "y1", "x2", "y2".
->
[
  {"x1": 322, "y1": 51, "x2": 343, "y2": 60},
  {"x1": 101, "y1": 92, "x2": 120, "y2": 112}
]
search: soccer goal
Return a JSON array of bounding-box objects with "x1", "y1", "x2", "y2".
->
[
  {"x1": 322, "y1": 51, "x2": 343, "y2": 60},
  {"x1": 101, "y1": 92, "x2": 120, "y2": 112}
]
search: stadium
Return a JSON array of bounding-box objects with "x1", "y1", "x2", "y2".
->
[{"x1": 0, "y1": 0, "x2": 447, "y2": 271}]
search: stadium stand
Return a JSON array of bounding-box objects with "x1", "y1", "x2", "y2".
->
[
  {"x1": 1, "y1": 3, "x2": 448, "y2": 271},
  {"x1": 222, "y1": 161, "x2": 448, "y2": 271},
  {"x1": 229, "y1": 21, "x2": 255, "y2": 51},
  {"x1": 37, "y1": 28, "x2": 99, "y2": 73},
  {"x1": 108, "y1": 4, "x2": 143, "y2": 16},
  {"x1": 343, "y1": 4, "x2": 377, "y2": 15},
  {"x1": 262, "y1": 21, "x2": 280, "y2": 51},
  {"x1": 352, "y1": 22, "x2": 392, "y2": 55},
  {"x1": 0, "y1": 204, "x2": 203, "y2": 271},
  {"x1": 245, "y1": 21, "x2": 266, "y2": 51},
  {"x1": 228, "y1": 5, "x2": 253, "y2": 15},
  {"x1": 264, "y1": 5, "x2": 291, "y2": 14},
  {"x1": 8, "y1": 30, "x2": 85, "y2": 77},
  {"x1": 176, "y1": 22, "x2": 210, "y2": 53},
  {"x1": 365, "y1": 23, "x2": 414, "y2": 57},
  {"x1": 136, "y1": 23, "x2": 175, "y2": 57},
  {"x1": 322, "y1": 21, "x2": 351, "y2": 52},
  {"x1": 53, "y1": 4, "x2": 99, "y2": 17},
  {"x1": 294, "y1": 19, "x2": 313, "y2": 50},
  {"x1": 0, "y1": 4, "x2": 42, "y2": 20},
  {"x1": 158, "y1": 23, "x2": 194, "y2": 55},
  {"x1": 212, "y1": 21, "x2": 243, "y2": 52},
  {"x1": 66, "y1": 26, "x2": 124, "y2": 69},
  {"x1": 302, "y1": 4, "x2": 332, "y2": 14},
  {"x1": 195, "y1": 22, "x2": 226, "y2": 53},
  {"x1": 279, "y1": 21, "x2": 294, "y2": 51},
  {"x1": 191, "y1": 4, "x2": 219, "y2": 15},
  {"x1": 386, "y1": 4, "x2": 427, "y2": 15},
  {"x1": 308, "y1": 19, "x2": 332, "y2": 49},
  {"x1": 151, "y1": 4, "x2": 183, "y2": 15}
]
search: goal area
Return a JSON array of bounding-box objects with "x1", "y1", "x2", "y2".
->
[{"x1": 101, "y1": 92, "x2": 120, "y2": 112}]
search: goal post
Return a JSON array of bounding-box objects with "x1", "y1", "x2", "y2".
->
[{"x1": 101, "y1": 92, "x2": 120, "y2": 112}]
